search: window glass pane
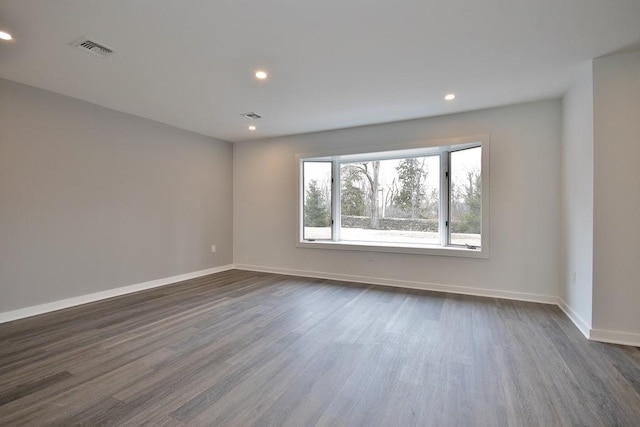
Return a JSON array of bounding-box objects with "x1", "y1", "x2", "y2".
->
[
  {"x1": 340, "y1": 156, "x2": 440, "y2": 245},
  {"x1": 303, "y1": 161, "x2": 332, "y2": 240},
  {"x1": 449, "y1": 147, "x2": 482, "y2": 247}
]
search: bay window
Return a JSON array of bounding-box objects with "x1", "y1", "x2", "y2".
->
[{"x1": 298, "y1": 136, "x2": 489, "y2": 258}]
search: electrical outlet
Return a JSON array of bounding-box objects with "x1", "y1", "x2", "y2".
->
[{"x1": 211, "y1": 245, "x2": 216, "y2": 253}]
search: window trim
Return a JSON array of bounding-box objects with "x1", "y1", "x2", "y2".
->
[{"x1": 296, "y1": 134, "x2": 490, "y2": 259}]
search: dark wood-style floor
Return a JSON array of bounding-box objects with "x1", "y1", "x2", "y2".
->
[{"x1": 1, "y1": 270, "x2": 639, "y2": 426}]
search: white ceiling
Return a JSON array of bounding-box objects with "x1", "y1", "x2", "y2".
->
[{"x1": 1, "y1": 1, "x2": 639, "y2": 142}]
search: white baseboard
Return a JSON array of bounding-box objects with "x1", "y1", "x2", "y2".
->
[
  {"x1": 0, "y1": 264, "x2": 234, "y2": 324},
  {"x1": 3, "y1": 262, "x2": 638, "y2": 348},
  {"x1": 556, "y1": 299, "x2": 640, "y2": 347},
  {"x1": 233, "y1": 263, "x2": 559, "y2": 305},
  {"x1": 556, "y1": 299, "x2": 591, "y2": 339},
  {"x1": 589, "y1": 329, "x2": 640, "y2": 347}
]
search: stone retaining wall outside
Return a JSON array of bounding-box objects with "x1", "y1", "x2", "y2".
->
[{"x1": 341, "y1": 215, "x2": 438, "y2": 232}]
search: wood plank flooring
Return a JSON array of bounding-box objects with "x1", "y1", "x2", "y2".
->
[{"x1": 1, "y1": 269, "x2": 639, "y2": 426}]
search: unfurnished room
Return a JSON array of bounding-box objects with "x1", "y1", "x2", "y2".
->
[{"x1": 1, "y1": 1, "x2": 640, "y2": 426}]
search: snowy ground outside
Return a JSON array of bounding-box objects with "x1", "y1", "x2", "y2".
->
[{"x1": 304, "y1": 227, "x2": 481, "y2": 247}]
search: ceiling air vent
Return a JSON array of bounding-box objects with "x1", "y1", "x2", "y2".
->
[
  {"x1": 241, "y1": 112, "x2": 262, "y2": 120},
  {"x1": 71, "y1": 37, "x2": 115, "y2": 58}
]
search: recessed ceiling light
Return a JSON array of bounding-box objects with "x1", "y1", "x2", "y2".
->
[
  {"x1": 255, "y1": 70, "x2": 267, "y2": 80},
  {"x1": 0, "y1": 31, "x2": 12, "y2": 41},
  {"x1": 445, "y1": 93, "x2": 456, "y2": 101},
  {"x1": 249, "y1": 125, "x2": 256, "y2": 131}
]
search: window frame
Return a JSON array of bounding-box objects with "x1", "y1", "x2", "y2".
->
[
  {"x1": 296, "y1": 135, "x2": 490, "y2": 259},
  {"x1": 301, "y1": 160, "x2": 333, "y2": 241}
]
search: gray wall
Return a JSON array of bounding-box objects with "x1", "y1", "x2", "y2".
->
[
  {"x1": 561, "y1": 63, "x2": 594, "y2": 331},
  {"x1": 234, "y1": 100, "x2": 562, "y2": 299},
  {"x1": 593, "y1": 51, "x2": 640, "y2": 335},
  {"x1": 0, "y1": 78, "x2": 233, "y2": 312}
]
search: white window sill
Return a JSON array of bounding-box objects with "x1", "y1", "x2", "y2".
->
[{"x1": 296, "y1": 239, "x2": 489, "y2": 259}]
